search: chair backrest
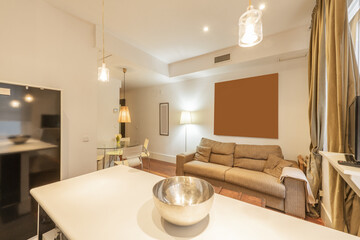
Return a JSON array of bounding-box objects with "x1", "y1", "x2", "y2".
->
[
  {"x1": 143, "y1": 138, "x2": 149, "y2": 150},
  {"x1": 122, "y1": 145, "x2": 142, "y2": 159}
]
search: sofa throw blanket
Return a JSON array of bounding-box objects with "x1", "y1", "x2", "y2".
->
[{"x1": 280, "y1": 167, "x2": 316, "y2": 205}]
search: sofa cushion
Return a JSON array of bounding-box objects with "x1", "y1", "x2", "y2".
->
[
  {"x1": 194, "y1": 146, "x2": 211, "y2": 162},
  {"x1": 234, "y1": 145, "x2": 283, "y2": 160},
  {"x1": 200, "y1": 138, "x2": 235, "y2": 155},
  {"x1": 184, "y1": 160, "x2": 231, "y2": 181},
  {"x1": 263, "y1": 154, "x2": 293, "y2": 178},
  {"x1": 210, "y1": 154, "x2": 233, "y2": 167},
  {"x1": 233, "y1": 158, "x2": 266, "y2": 171},
  {"x1": 225, "y1": 168, "x2": 286, "y2": 199}
]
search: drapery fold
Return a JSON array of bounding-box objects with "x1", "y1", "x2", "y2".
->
[{"x1": 307, "y1": 0, "x2": 326, "y2": 218}]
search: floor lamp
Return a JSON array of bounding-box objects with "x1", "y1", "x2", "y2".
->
[{"x1": 180, "y1": 111, "x2": 192, "y2": 152}]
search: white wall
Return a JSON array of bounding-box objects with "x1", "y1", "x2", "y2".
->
[
  {"x1": 0, "y1": 0, "x2": 99, "y2": 179},
  {"x1": 126, "y1": 57, "x2": 310, "y2": 163},
  {"x1": 96, "y1": 77, "x2": 120, "y2": 147}
]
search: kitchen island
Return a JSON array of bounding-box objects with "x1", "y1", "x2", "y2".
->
[{"x1": 31, "y1": 165, "x2": 359, "y2": 240}]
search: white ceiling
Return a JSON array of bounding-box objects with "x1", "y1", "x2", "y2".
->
[{"x1": 45, "y1": 0, "x2": 314, "y2": 63}]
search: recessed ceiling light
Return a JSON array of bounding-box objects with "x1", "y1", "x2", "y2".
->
[
  {"x1": 203, "y1": 26, "x2": 209, "y2": 32},
  {"x1": 10, "y1": 100, "x2": 21, "y2": 108},
  {"x1": 259, "y1": 3, "x2": 266, "y2": 10},
  {"x1": 24, "y1": 94, "x2": 34, "y2": 103}
]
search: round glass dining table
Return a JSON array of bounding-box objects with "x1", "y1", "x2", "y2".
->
[{"x1": 97, "y1": 146, "x2": 124, "y2": 169}]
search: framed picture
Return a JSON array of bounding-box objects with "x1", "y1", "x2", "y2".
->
[{"x1": 159, "y1": 103, "x2": 169, "y2": 136}]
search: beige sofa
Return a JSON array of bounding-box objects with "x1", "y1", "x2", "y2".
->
[{"x1": 176, "y1": 138, "x2": 307, "y2": 218}]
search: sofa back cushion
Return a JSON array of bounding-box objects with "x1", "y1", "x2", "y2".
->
[
  {"x1": 234, "y1": 144, "x2": 283, "y2": 159},
  {"x1": 194, "y1": 146, "x2": 211, "y2": 162},
  {"x1": 200, "y1": 138, "x2": 235, "y2": 167},
  {"x1": 200, "y1": 138, "x2": 235, "y2": 154},
  {"x1": 233, "y1": 145, "x2": 283, "y2": 171},
  {"x1": 234, "y1": 158, "x2": 267, "y2": 171},
  {"x1": 209, "y1": 154, "x2": 234, "y2": 167}
]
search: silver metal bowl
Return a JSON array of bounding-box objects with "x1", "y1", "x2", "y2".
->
[
  {"x1": 152, "y1": 176, "x2": 214, "y2": 226},
  {"x1": 8, "y1": 135, "x2": 31, "y2": 144}
]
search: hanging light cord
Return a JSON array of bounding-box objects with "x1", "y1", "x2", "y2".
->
[
  {"x1": 123, "y1": 68, "x2": 126, "y2": 100},
  {"x1": 249, "y1": 0, "x2": 251, "y2": 6},
  {"x1": 102, "y1": 0, "x2": 105, "y2": 64}
]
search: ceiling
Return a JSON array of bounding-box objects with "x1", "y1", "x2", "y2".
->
[
  {"x1": 107, "y1": 60, "x2": 172, "y2": 90},
  {"x1": 45, "y1": 0, "x2": 315, "y2": 64}
]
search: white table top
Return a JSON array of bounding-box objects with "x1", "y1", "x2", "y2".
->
[
  {"x1": 31, "y1": 166, "x2": 359, "y2": 240},
  {"x1": 319, "y1": 151, "x2": 360, "y2": 177},
  {"x1": 0, "y1": 139, "x2": 57, "y2": 155},
  {"x1": 320, "y1": 151, "x2": 360, "y2": 197}
]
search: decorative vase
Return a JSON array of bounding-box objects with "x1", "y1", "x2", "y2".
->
[{"x1": 115, "y1": 134, "x2": 122, "y2": 148}]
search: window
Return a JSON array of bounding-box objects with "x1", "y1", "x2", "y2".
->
[{"x1": 349, "y1": 0, "x2": 360, "y2": 68}]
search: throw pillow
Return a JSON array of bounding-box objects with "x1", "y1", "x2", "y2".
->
[
  {"x1": 194, "y1": 146, "x2": 211, "y2": 162},
  {"x1": 264, "y1": 154, "x2": 281, "y2": 169},
  {"x1": 264, "y1": 154, "x2": 293, "y2": 178}
]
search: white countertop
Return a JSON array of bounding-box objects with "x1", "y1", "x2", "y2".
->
[
  {"x1": 31, "y1": 165, "x2": 359, "y2": 240},
  {"x1": 0, "y1": 139, "x2": 57, "y2": 155}
]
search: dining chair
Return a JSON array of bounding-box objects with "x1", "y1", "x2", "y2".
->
[
  {"x1": 114, "y1": 145, "x2": 143, "y2": 169},
  {"x1": 141, "y1": 138, "x2": 150, "y2": 168},
  {"x1": 106, "y1": 149, "x2": 122, "y2": 168}
]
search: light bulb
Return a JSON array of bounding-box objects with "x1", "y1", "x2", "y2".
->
[
  {"x1": 24, "y1": 94, "x2": 34, "y2": 103},
  {"x1": 98, "y1": 63, "x2": 110, "y2": 82},
  {"x1": 241, "y1": 23, "x2": 258, "y2": 44}
]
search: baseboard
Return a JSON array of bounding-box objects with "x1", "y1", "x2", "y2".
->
[
  {"x1": 149, "y1": 152, "x2": 176, "y2": 164},
  {"x1": 320, "y1": 201, "x2": 333, "y2": 228}
]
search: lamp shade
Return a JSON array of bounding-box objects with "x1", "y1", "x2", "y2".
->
[
  {"x1": 118, "y1": 106, "x2": 131, "y2": 123},
  {"x1": 180, "y1": 111, "x2": 192, "y2": 124},
  {"x1": 238, "y1": 5, "x2": 263, "y2": 47}
]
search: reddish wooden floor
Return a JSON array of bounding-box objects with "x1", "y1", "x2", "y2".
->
[{"x1": 140, "y1": 158, "x2": 324, "y2": 226}]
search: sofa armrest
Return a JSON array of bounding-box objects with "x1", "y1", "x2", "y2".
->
[
  {"x1": 176, "y1": 152, "x2": 195, "y2": 176},
  {"x1": 283, "y1": 177, "x2": 306, "y2": 219}
]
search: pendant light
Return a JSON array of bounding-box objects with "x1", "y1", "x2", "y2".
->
[
  {"x1": 98, "y1": 0, "x2": 110, "y2": 82},
  {"x1": 238, "y1": 0, "x2": 263, "y2": 47},
  {"x1": 118, "y1": 68, "x2": 131, "y2": 123}
]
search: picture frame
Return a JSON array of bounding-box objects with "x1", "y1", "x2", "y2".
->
[{"x1": 159, "y1": 102, "x2": 169, "y2": 136}]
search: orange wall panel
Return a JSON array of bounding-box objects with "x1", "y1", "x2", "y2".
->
[{"x1": 214, "y1": 73, "x2": 278, "y2": 139}]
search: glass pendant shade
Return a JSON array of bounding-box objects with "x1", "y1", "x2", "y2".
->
[
  {"x1": 98, "y1": 63, "x2": 110, "y2": 82},
  {"x1": 238, "y1": 5, "x2": 263, "y2": 47},
  {"x1": 118, "y1": 106, "x2": 131, "y2": 123}
]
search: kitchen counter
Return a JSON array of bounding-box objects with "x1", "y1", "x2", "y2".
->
[{"x1": 0, "y1": 139, "x2": 57, "y2": 155}]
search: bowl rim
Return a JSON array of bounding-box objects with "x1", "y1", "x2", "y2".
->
[
  {"x1": 152, "y1": 176, "x2": 215, "y2": 207},
  {"x1": 8, "y1": 135, "x2": 31, "y2": 139}
]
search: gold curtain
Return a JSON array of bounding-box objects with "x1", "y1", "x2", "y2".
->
[
  {"x1": 307, "y1": 0, "x2": 326, "y2": 217},
  {"x1": 325, "y1": 0, "x2": 360, "y2": 235}
]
